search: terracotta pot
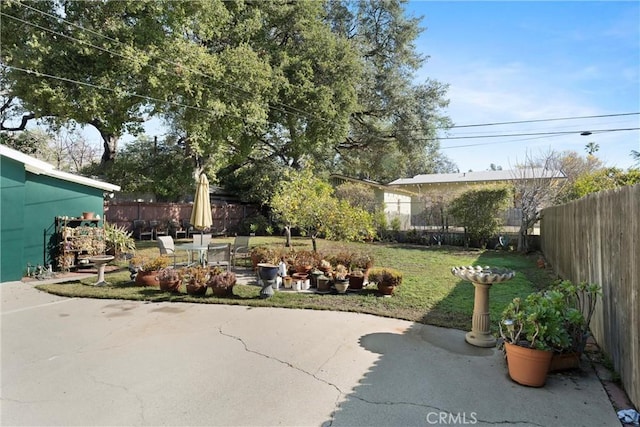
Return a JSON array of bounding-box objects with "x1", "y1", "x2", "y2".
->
[
  {"x1": 159, "y1": 279, "x2": 181, "y2": 293},
  {"x1": 211, "y1": 285, "x2": 233, "y2": 297},
  {"x1": 186, "y1": 281, "x2": 207, "y2": 296},
  {"x1": 348, "y1": 275, "x2": 365, "y2": 290},
  {"x1": 135, "y1": 271, "x2": 159, "y2": 287},
  {"x1": 504, "y1": 342, "x2": 552, "y2": 387},
  {"x1": 377, "y1": 283, "x2": 396, "y2": 296},
  {"x1": 82, "y1": 211, "x2": 95, "y2": 220},
  {"x1": 549, "y1": 352, "x2": 581, "y2": 372}
]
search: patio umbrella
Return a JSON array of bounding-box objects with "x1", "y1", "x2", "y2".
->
[{"x1": 190, "y1": 173, "x2": 213, "y2": 240}]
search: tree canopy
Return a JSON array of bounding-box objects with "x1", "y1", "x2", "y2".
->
[{"x1": 2, "y1": 0, "x2": 453, "y2": 199}]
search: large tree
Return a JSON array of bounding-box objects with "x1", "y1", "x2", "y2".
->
[
  {"x1": 324, "y1": 0, "x2": 453, "y2": 182},
  {"x1": 0, "y1": 0, "x2": 172, "y2": 164}
]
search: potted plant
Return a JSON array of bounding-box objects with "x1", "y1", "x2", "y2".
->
[
  {"x1": 548, "y1": 280, "x2": 601, "y2": 371},
  {"x1": 104, "y1": 222, "x2": 136, "y2": 259},
  {"x1": 157, "y1": 267, "x2": 182, "y2": 293},
  {"x1": 348, "y1": 252, "x2": 373, "y2": 290},
  {"x1": 130, "y1": 255, "x2": 171, "y2": 286},
  {"x1": 250, "y1": 246, "x2": 279, "y2": 271},
  {"x1": 207, "y1": 267, "x2": 237, "y2": 297},
  {"x1": 499, "y1": 291, "x2": 570, "y2": 386},
  {"x1": 291, "y1": 250, "x2": 318, "y2": 274},
  {"x1": 332, "y1": 264, "x2": 349, "y2": 293},
  {"x1": 183, "y1": 266, "x2": 209, "y2": 296},
  {"x1": 368, "y1": 267, "x2": 403, "y2": 296}
]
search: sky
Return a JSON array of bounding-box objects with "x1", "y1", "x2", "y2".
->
[{"x1": 407, "y1": 1, "x2": 640, "y2": 173}]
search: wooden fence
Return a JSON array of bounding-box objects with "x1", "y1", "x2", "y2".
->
[
  {"x1": 104, "y1": 201, "x2": 260, "y2": 235},
  {"x1": 540, "y1": 184, "x2": 639, "y2": 408}
]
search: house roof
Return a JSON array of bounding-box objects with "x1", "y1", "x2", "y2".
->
[
  {"x1": 388, "y1": 168, "x2": 565, "y2": 186},
  {"x1": 0, "y1": 144, "x2": 121, "y2": 192},
  {"x1": 329, "y1": 174, "x2": 417, "y2": 196}
]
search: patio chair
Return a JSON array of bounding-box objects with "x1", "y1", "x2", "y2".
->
[
  {"x1": 231, "y1": 235, "x2": 251, "y2": 269},
  {"x1": 157, "y1": 236, "x2": 183, "y2": 267},
  {"x1": 207, "y1": 243, "x2": 231, "y2": 271},
  {"x1": 193, "y1": 233, "x2": 212, "y2": 247},
  {"x1": 133, "y1": 220, "x2": 153, "y2": 240},
  {"x1": 170, "y1": 219, "x2": 187, "y2": 239},
  {"x1": 150, "y1": 220, "x2": 168, "y2": 240}
]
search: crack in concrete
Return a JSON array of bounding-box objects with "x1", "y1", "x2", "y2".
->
[
  {"x1": 88, "y1": 373, "x2": 145, "y2": 424},
  {"x1": 216, "y1": 327, "x2": 548, "y2": 427}
]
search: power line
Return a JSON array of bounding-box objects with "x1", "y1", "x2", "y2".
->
[
  {"x1": 450, "y1": 112, "x2": 640, "y2": 129},
  {"x1": 6, "y1": 4, "x2": 338, "y2": 128},
  {"x1": 417, "y1": 127, "x2": 640, "y2": 141}
]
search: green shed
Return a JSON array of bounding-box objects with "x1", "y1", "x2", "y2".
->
[{"x1": 1, "y1": 144, "x2": 120, "y2": 282}]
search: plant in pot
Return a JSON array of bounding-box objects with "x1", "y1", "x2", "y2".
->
[
  {"x1": 548, "y1": 280, "x2": 601, "y2": 371},
  {"x1": 104, "y1": 222, "x2": 136, "y2": 259},
  {"x1": 207, "y1": 267, "x2": 237, "y2": 297},
  {"x1": 250, "y1": 246, "x2": 279, "y2": 271},
  {"x1": 183, "y1": 266, "x2": 209, "y2": 296},
  {"x1": 130, "y1": 255, "x2": 171, "y2": 286},
  {"x1": 332, "y1": 264, "x2": 350, "y2": 293},
  {"x1": 499, "y1": 291, "x2": 570, "y2": 387},
  {"x1": 348, "y1": 252, "x2": 374, "y2": 290},
  {"x1": 157, "y1": 267, "x2": 182, "y2": 293},
  {"x1": 291, "y1": 250, "x2": 318, "y2": 274},
  {"x1": 367, "y1": 267, "x2": 403, "y2": 296}
]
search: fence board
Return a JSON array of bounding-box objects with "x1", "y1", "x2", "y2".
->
[{"x1": 541, "y1": 184, "x2": 640, "y2": 409}]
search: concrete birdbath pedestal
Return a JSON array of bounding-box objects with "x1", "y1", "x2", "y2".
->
[
  {"x1": 89, "y1": 255, "x2": 115, "y2": 286},
  {"x1": 451, "y1": 265, "x2": 515, "y2": 348}
]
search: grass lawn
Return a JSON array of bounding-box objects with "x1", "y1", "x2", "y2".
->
[{"x1": 36, "y1": 237, "x2": 552, "y2": 332}]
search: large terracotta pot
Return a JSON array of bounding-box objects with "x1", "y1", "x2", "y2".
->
[
  {"x1": 377, "y1": 283, "x2": 396, "y2": 296},
  {"x1": 549, "y1": 352, "x2": 581, "y2": 372},
  {"x1": 159, "y1": 279, "x2": 181, "y2": 293},
  {"x1": 186, "y1": 280, "x2": 207, "y2": 296},
  {"x1": 135, "y1": 271, "x2": 159, "y2": 287},
  {"x1": 504, "y1": 342, "x2": 552, "y2": 387}
]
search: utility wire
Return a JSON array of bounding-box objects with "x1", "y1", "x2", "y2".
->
[
  {"x1": 6, "y1": 4, "x2": 336, "y2": 127},
  {"x1": 415, "y1": 127, "x2": 640, "y2": 141},
  {"x1": 450, "y1": 112, "x2": 640, "y2": 129}
]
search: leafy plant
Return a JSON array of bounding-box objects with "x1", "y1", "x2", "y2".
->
[
  {"x1": 333, "y1": 264, "x2": 349, "y2": 280},
  {"x1": 500, "y1": 291, "x2": 571, "y2": 351},
  {"x1": 368, "y1": 267, "x2": 403, "y2": 286},
  {"x1": 104, "y1": 222, "x2": 135, "y2": 258},
  {"x1": 129, "y1": 255, "x2": 170, "y2": 272},
  {"x1": 157, "y1": 267, "x2": 181, "y2": 282}
]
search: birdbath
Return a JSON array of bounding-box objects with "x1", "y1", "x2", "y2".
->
[
  {"x1": 89, "y1": 255, "x2": 115, "y2": 286},
  {"x1": 257, "y1": 263, "x2": 279, "y2": 299},
  {"x1": 451, "y1": 266, "x2": 515, "y2": 348}
]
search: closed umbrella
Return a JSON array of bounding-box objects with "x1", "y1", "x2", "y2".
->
[{"x1": 190, "y1": 174, "x2": 213, "y2": 263}]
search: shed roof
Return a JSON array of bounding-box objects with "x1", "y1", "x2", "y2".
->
[
  {"x1": 0, "y1": 144, "x2": 120, "y2": 192},
  {"x1": 388, "y1": 168, "x2": 565, "y2": 186}
]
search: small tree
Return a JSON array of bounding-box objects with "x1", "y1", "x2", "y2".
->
[
  {"x1": 511, "y1": 151, "x2": 567, "y2": 252},
  {"x1": 449, "y1": 186, "x2": 511, "y2": 248}
]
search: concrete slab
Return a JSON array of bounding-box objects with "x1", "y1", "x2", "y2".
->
[{"x1": 0, "y1": 281, "x2": 621, "y2": 426}]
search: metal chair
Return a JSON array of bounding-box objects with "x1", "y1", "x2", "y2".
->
[
  {"x1": 231, "y1": 235, "x2": 251, "y2": 269},
  {"x1": 207, "y1": 243, "x2": 231, "y2": 271},
  {"x1": 157, "y1": 236, "x2": 183, "y2": 267},
  {"x1": 133, "y1": 220, "x2": 153, "y2": 240},
  {"x1": 193, "y1": 233, "x2": 212, "y2": 247}
]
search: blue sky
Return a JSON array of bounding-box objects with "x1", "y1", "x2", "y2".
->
[{"x1": 408, "y1": 1, "x2": 640, "y2": 172}]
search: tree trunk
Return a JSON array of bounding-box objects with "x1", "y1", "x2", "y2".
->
[
  {"x1": 97, "y1": 129, "x2": 119, "y2": 165},
  {"x1": 517, "y1": 224, "x2": 528, "y2": 253},
  {"x1": 284, "y1": 226, "x2": 292, "y2": 247},
  {"x1": 311, "y1": 234, "x2": 317, "y2": 252}
]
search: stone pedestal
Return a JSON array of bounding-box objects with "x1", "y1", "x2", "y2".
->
[
  {"x1": 89, "y1": 255, "x2": 114, "y2": 287},
  {"x1": 451, "y1": 266, "x2": 515, "y2": 348}
]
